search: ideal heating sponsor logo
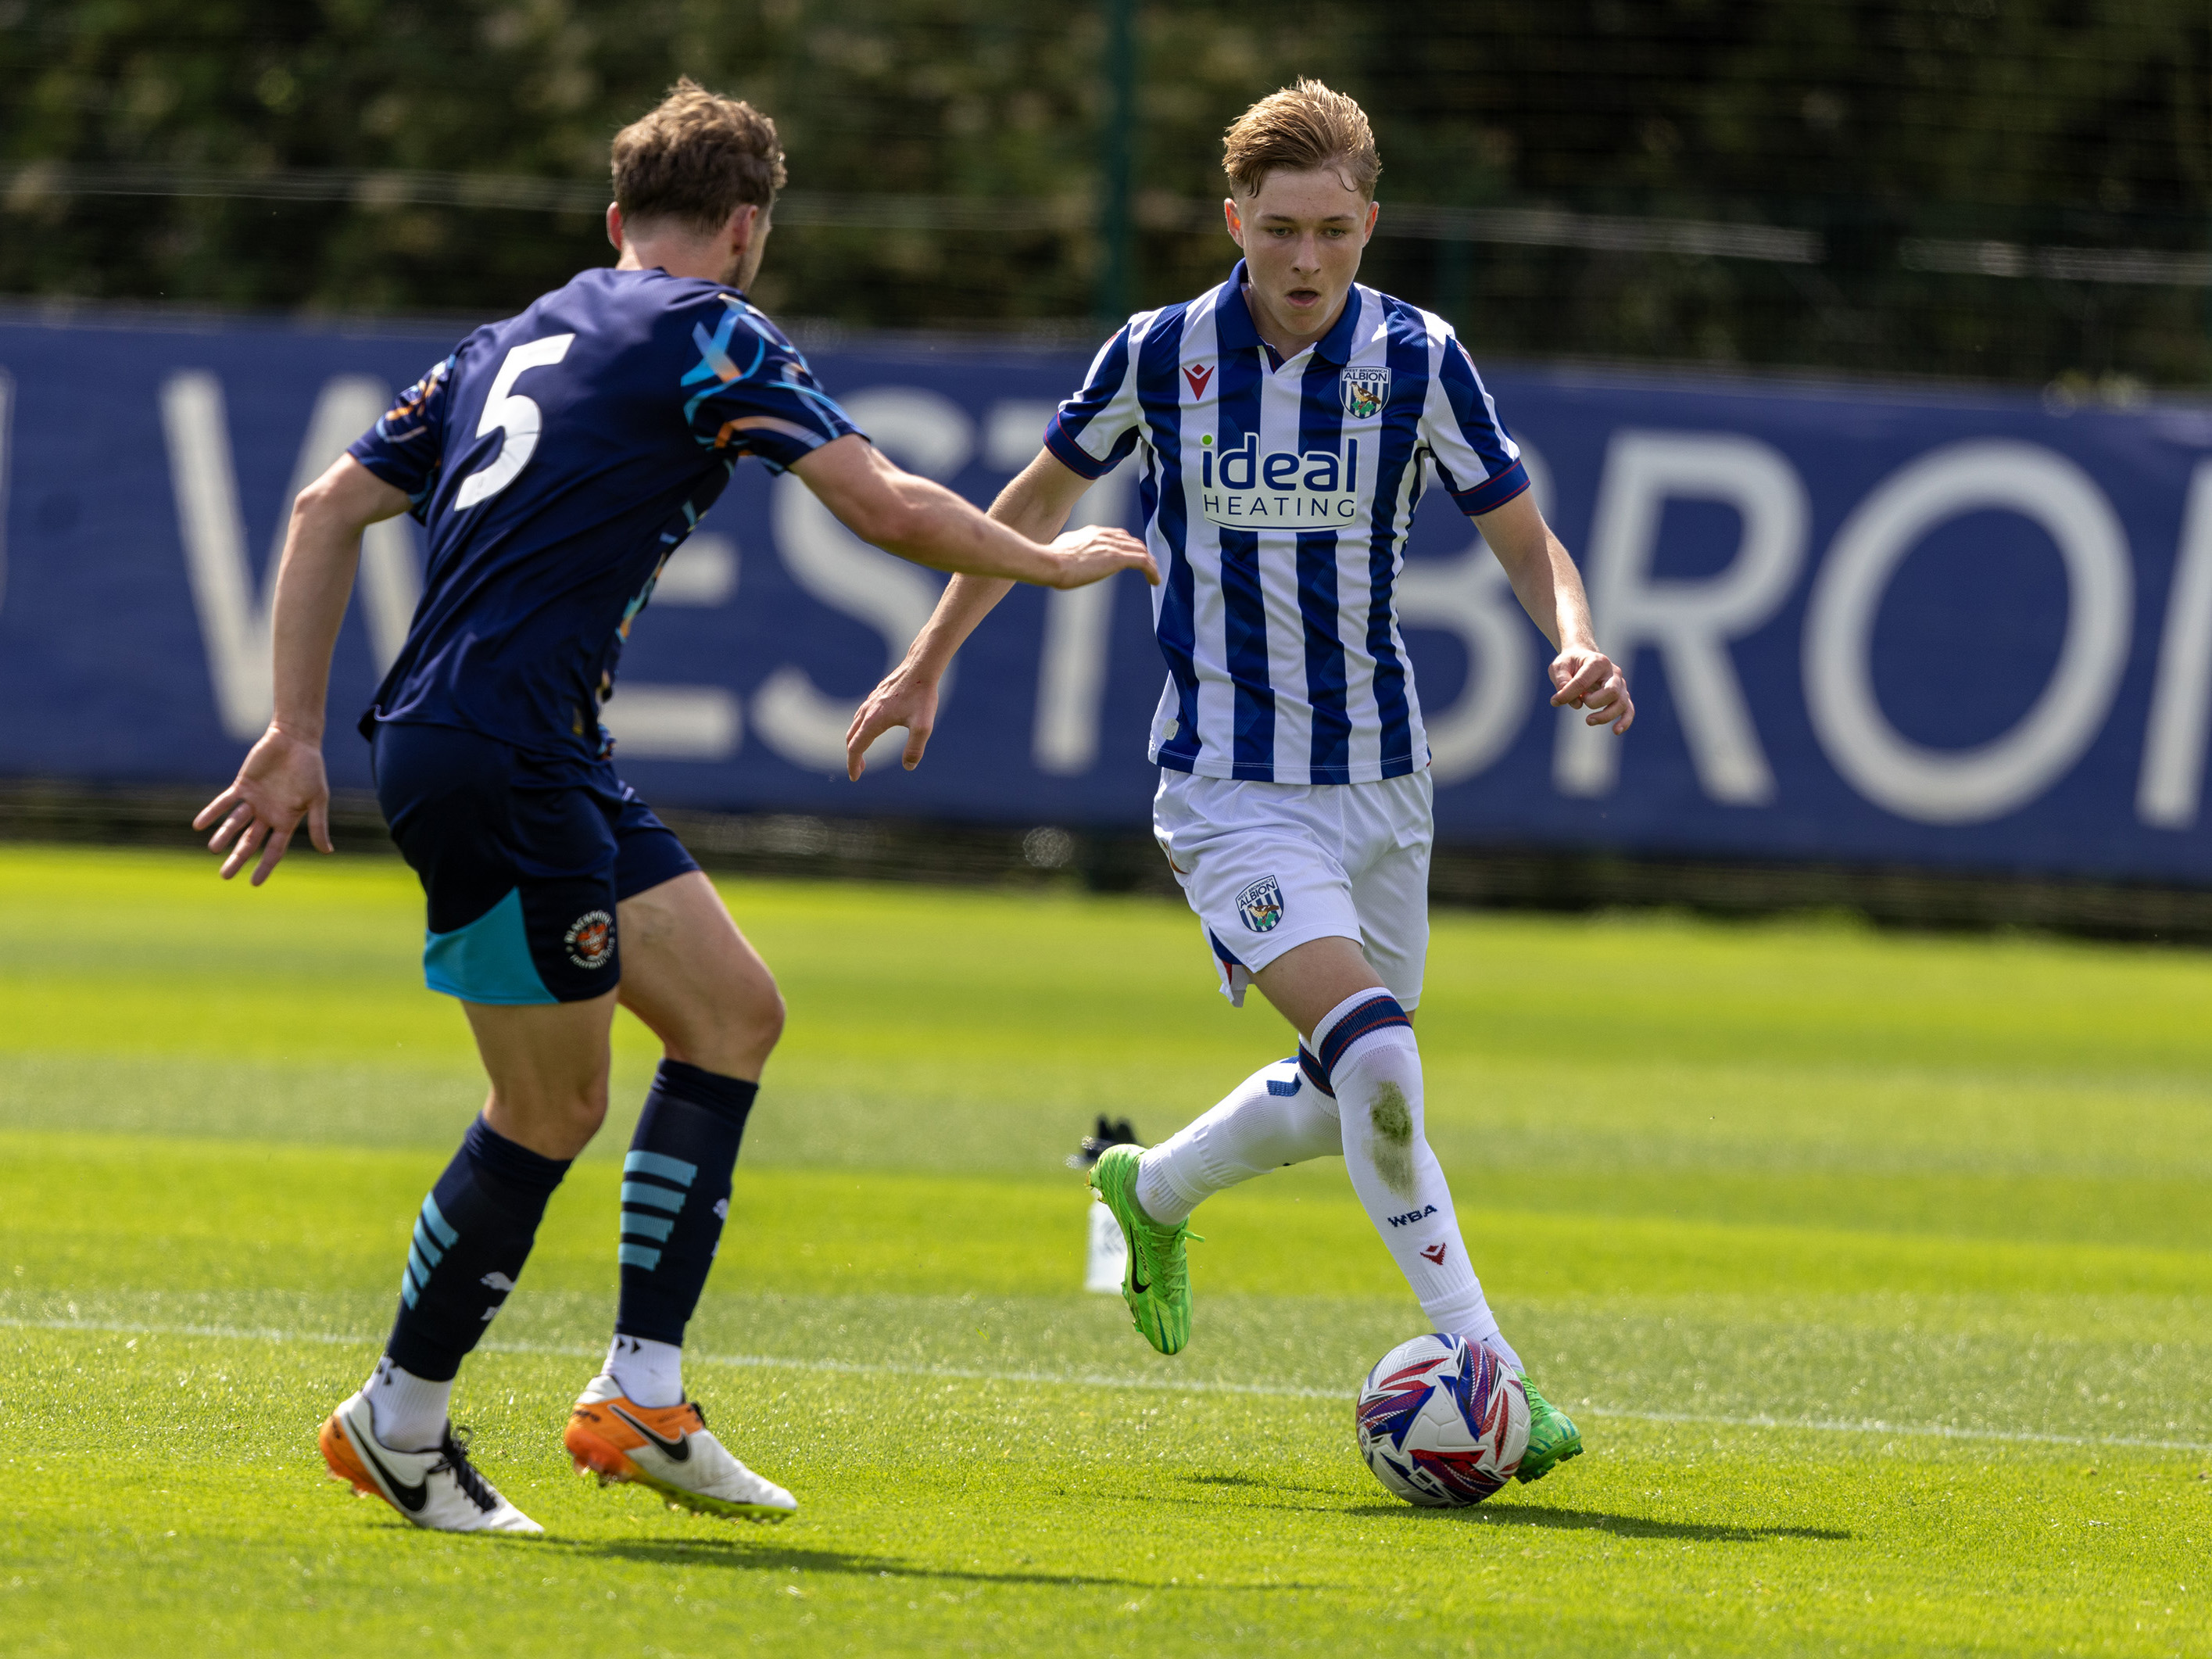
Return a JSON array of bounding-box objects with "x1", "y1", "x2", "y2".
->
[{"x1": 1196, "y1": 432, "x2": 1362, "y2": 529}]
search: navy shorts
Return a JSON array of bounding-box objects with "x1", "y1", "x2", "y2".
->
[{"x1": 371, "y1": 722, "x2": 701, "y2": 1005}]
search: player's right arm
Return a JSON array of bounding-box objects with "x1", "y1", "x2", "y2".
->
[
  {"x1": 193, "y1": 456, "x2": 411, "y2": 885},
  {"x1": 791, "y1": 433, "x2": 1146, "y2": 590},
  {"x1": 840, "y1": 445, "x2": 1094, "y2": 779}
]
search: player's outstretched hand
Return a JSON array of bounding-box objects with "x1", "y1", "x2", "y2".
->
[
  {"x1": 845, "y1": 668, "x2": 940, "y2": 781},
  {"x1": 1046, "y1": 525, "x2": 1158, "y2": 590},
  {"x1": 192, "y1": 724, "x2": 334, "y2": 885},
  {"x1": 1550, "y1": 644, "x2": 1635, "y2": 735}
]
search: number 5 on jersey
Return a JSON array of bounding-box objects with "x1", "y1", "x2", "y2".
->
[{"x1": 454, "y1": 334, "x2": 576, "y2": 511}]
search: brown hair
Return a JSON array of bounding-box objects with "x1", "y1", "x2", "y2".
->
[
  {"x1": 611, "y1": 77, "x2": 787, "y2": 235},
  {"x1": 1222, "y1": 79, "x2": 1381, "y2": 200}
]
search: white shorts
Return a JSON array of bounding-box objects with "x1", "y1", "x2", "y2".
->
[{"x1": 1151, "y1": 769, "x2": 1433, "y2": 1011}]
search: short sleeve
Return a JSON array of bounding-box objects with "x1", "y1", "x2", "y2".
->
[
  {"x1": 681, "y1": 297, "x2": 861, "y2": 472},
  {"x1": 348, "y1": 357, "x2": 454, "y2": 510},
  {"x1": 1044, "y1": 317, "x2": 1147, "y2": 481},
  {"x1": 1424, "y1": 331, "x2": 1530, "y2": 517}
]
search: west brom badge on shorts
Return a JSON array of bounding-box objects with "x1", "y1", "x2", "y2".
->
[{"x1": 1236, "y1": 876, "x2": 1285, "y2": 933}]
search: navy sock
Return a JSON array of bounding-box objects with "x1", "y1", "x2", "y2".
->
[
  {"x1": 383, "y1": 1117, "x2": 571, "y2": 1381},
  {"x1": 614, "y1": 1059, "x2": 757, "y2": 1346}
]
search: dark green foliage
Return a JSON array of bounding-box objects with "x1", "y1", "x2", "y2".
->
[{"x1": 2, "y1": 1, "x2": 2208, "y2": 381}]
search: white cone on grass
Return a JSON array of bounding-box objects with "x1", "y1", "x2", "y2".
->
[{"x1": 1085, "y1": 1195, "x2": 1129, "y2": 1293}]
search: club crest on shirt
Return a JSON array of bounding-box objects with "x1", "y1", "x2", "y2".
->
[
  {"x1": 564, "y1": 909, "x2": 615, "y2": 969},
  {"x1": 1339, "y1": 366, "x2": 1391, "y2": 419},
  {"x1": 1236, "y1": 875, "x2": 1286, "y2": 933}
]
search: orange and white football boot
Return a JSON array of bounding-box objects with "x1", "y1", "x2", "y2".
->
[
  {"x1": 564, "y1": 1374, "x2": 796, "y2": 1522},
  {"x1": 319, "y1": 1391, "x2": 541, "y2": 1533}
]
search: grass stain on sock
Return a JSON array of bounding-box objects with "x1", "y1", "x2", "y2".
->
[{"x1": 1367, "y1": 1082, "x2": 1415, "y2": 1198}]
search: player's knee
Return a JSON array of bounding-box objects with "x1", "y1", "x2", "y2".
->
[
  {"x1": 559, "y1": 1079, "x2": 610, "y2": 1142},
  {"x1": 664, "y1": 969, "x2": 782, "y2": 1076},
  {"x1": 735, "y1": 977, "x2": 786, "y2": 1056},
  {"x1": 488, "y1": 1073, "x2": 608, "y2": 1160}
]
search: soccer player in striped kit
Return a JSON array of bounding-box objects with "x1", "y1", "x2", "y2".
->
[{"x1": 848, "y1": 80, "x2": 1633, "y2": 1485}]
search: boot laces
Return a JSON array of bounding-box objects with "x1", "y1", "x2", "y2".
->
[
  {"x1": 1137, "y1": 1218, "x2": 1201, "y2": 1295},
  {"x1": 433, "y1": 1425, "x2": 499, "y2": 1514}
]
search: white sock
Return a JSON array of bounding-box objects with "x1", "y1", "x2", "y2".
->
[
  {"x1": 605, "y1": 1333, "x2": 685, "y2": 1407},
  {"x1": 1312, "y1": 989, "x2": 1520, "y2": 1371},
  {"x1": 1134, "y1": 1053, "x2": 1343, "y2": 1225},
  {"x1": 361, "y1": 1354, "x2": 453, "y2": 1451}
]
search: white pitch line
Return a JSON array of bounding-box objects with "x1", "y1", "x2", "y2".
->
[
  {"x1": 7, "y1": 1314, "x2": 2210, "y2": 1456},
  {"x1": 1570, "y1": 1405, "x2": 2212, "y2": 1455}
]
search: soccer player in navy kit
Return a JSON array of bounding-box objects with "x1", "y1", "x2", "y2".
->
[
  {"x1": 850, "y1": 81, "x2": 1631, "y2": 1490},
  {"x1": 195, "y1": 81, "x2": 1154, "y2": 1534}
]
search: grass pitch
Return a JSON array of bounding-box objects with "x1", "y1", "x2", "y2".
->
[{"x1": 2, "y1": 844, "x2": 2207, "y2": 1657}]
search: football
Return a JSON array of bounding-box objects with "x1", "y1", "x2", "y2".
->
[{"x1": 1355, "y1": 1333, "x2": 1531, "y2": 1507}]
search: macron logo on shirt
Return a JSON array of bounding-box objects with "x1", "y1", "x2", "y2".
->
[
  {"x1": 1197, "y1": 432, "x2": 1362, "y2": 529},
  {"x1": 1183, "y1": 364, "x2": 1214, "y2": 400}
]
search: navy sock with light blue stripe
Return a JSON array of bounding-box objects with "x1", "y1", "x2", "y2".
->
[
  {"x1": 383, "y1": 1116, "x2": 571, "y2": 1381},
  {"x1": 614, "y1": 1059, "x2": 757, "y2": 1346}
]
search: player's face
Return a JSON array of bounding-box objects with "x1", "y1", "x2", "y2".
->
[{"x1": 1228, "y1": 167, "x2": 1376, "y2": 344}]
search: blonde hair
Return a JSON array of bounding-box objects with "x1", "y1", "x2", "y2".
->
[
  {"x1": 611, "y1": 77, "x2": 786, "y2": 235},
  {"x1": 1222, "y1": 79, "x2": 1381, "y2": 200}
]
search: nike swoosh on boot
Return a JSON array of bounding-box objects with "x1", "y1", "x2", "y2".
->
[{"x1": 609, "y1": 1402, "x2": 691, "y2": 1462}]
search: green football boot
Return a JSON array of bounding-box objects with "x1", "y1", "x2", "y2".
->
[
  {"x1": 1515, "y1": 1374, "x2": 1584, "y2": 1483},
  {"x1": 1088, "y1": 1143, "x2": 1197, "y2": 1355}
]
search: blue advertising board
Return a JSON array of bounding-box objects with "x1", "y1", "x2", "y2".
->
[{"x1": 4, "y1": 306, "x2": 2212, "y2": 883}]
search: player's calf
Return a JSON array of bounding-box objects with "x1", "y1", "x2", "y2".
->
[
  {"x1": 345, "y1": 1118, "x2": 573, "y2": 1463},
  {"x1": 1315, "y1": 991, "x2": 1523, "y2": 1363}
]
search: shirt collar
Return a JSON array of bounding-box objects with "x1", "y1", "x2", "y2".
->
[
  {"x1": 1214, "y1": 260, "x2": 1364, "y2": 366},
  {"x1": 1214, "y1": 261, "x2": 1262, "y2": 352}
]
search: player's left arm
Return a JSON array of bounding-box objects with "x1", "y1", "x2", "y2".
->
[
  {"x1": 843, "y1": 445, "x2": 1098, "y2": 779},
  {"x1": 194, "y1": 456, "x2": 412, "y2": 883},
  {"x1": 1473, "y1": 489, "x2": 1634, "y2": 734},
  {"x1": 1428, "y1": 328, "x2": 1632, "y2": 735}
]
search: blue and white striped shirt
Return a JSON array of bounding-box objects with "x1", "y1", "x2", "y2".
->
[{"x1": 1047, "y1": 261, "x2": 1529, "y2": 786}]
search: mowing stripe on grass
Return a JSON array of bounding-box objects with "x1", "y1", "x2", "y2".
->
[{"x1": 11, "y1": 1313, "x2": 2209, "y2": 1457}]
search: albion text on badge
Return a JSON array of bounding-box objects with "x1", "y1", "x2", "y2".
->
[
  {"x1": 1236, "y1": 875, "x2": 1286, "y2": 933},
  {"x1": 1339, "y1": 366, "x2": 1391, "y2": 419}
]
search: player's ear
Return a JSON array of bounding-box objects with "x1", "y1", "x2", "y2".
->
[
  {"x1": 1362, "y1": 199, "x2": 1378, "y2": 243},
  {"x1": 605, "y1": 203, "x2": 625, "y2": 253},
  {"x1": 729, "y1": 202, "x2": 761, "y2": 249},
  {"x1": 1223, "y1": 196, "x2": 1244, "y2": 248}
]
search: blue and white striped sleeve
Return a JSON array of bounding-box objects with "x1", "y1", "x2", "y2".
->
[
  {"x1": 1424, "y1": 328, "x2": 1530, "y2": 518},
  {"x1": 1043, "y1": 315, "x2": 1149, "y2": 481}
]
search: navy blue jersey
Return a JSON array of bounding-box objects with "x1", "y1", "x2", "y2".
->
[{"x1": 348, "y1": 266, "x2": 860, "y2": 774}]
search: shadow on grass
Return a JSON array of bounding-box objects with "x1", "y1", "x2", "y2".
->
[
  {"x1": 545, "y1": 1535, "x2": 1147, "y2": 1589},
  {"x1": 1179, "y1": 1471, "x2": 1370, "y2": 1504},
  {"x1": 545, "y1": 1535, "x2": 1337, "y2": 1593},
  {"x1": 1120, "y1": 1477, "x2": 1849, "y2": 1543},
  {"x1": 1079, "y1": 1482, "x2": 1348, "y2": 1516},
  {"x1": 1345, "y1": 1502, "x2": 1852, "y2": 1543}
]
